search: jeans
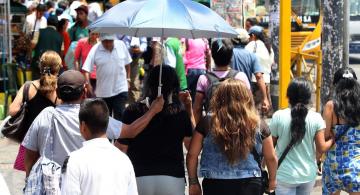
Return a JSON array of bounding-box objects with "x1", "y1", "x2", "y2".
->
[
  {"x1": 102, "y1": 92, "x2": 128, "y2": 121},
  {"x1": 186, "y1": 68, "x2": 206, "y2": 100},
  {"x1": 202, "y1": 177, "x2": 263, "y2": 195},
  {"x1": 275, "y1": 180, "x2": 315, "y2": 195}
]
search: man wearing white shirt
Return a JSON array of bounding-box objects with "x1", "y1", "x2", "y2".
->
[
  {"x1": 82, "y1": 33, "x2": 132, "y2": 121},
  {"x1": 61, "y1": 99, "x2": 138, "y2": 195},
  {"x1": 24, "y1": 4, "x2": 47, "y2": 36}
]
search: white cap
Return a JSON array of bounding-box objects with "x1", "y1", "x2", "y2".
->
[
  {"x1": 235, "y1": 28, "x2": 250, "y2": 43},
  {"x1": 100, "y1": 33, "x2": 116, "y2": 41},
  {"x1": 152, "y1": 37, "x2": 161, "y2": 42}
]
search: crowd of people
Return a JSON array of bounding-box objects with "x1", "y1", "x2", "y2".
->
[{"x1": 2, "y1": 1, "x2": 360, "y2": 194}]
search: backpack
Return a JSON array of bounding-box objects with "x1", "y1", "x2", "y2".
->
[{"x1": 204, "y1": 69, "x2": 238, "y2": 111}]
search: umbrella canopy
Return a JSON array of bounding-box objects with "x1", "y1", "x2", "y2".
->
[{"x1": 88, "y1": 0, "x2": 237, "y2": 38}]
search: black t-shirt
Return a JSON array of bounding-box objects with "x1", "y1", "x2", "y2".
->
[{"x1": 120, "y1": 103, "x2": 193, "y2": 178}]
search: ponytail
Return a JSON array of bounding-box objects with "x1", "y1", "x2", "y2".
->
[
  {"x1": 258, "y1": 31, "x2": 272, "y2": 55},
  {"x1": 290, "y1": 103, "x2": 308, "y2": 144},
  {"x1": 39, "y1": 72, "x2": 57, "y2": 96},
  {"x1": 287, "y1": 78, "x2": 312, "y2": 145},
  {"x1": 38, "y1": 51, "x2": 62, "y2": 96}
]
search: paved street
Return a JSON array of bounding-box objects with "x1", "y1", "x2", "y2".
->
[{"x1": 1, "y1": 64, "x2": 358, "y2": 195}]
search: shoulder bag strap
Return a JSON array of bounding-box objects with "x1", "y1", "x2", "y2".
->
[
  {"x1": 40, "y1": 110, "x2": 55, "y2": 156},
  {"x1": 22, "y1": 82, "x2": 31, "y2": 103},
  {"x1": 52, "y1": 111, "x2": 71, "y2": 155},
  {"x1": 278, "y1": 140, "x2": 295, "y2": 168}
]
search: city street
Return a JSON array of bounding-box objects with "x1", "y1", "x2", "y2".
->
[{"x1": 1, "y1": 64, "x2": 358, "y2": 195}]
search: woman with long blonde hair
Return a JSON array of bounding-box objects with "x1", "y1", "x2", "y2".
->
[
  {"x1": 9, "y1": 51, "x2": 62, "y2": 172},
  {"x1": 187, "y1": 79, "x2": 277, "y2": 195}
]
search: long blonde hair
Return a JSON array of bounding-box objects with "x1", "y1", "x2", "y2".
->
[
  {"x1": 210, "y1": 79, "x2": 259, "y2": 165},
  {"x1": 38, "y1": 51, "x2": 62, "y2": 96}
]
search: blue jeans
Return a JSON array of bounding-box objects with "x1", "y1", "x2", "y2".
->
[
  {"x1": 276, "y1": 180, "x2": 315, "y2": 195},
  {"x1": 186, "y1": 68, "x2": 206, "y2": 100}
]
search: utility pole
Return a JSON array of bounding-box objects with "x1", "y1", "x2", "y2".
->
[
  {"x1": 321, "y1": 0, "x2": 347, "y2": 106},
  {"x1": 269, "y1": 0, "x2": 280, "y2": 111},
  {"x1": 279, "y1": 0, "x2": 291, "y2": 109}
]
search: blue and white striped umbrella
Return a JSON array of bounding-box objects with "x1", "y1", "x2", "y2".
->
[{"x1": 88, "y1": 0, "x2": 237, "y2": 39}]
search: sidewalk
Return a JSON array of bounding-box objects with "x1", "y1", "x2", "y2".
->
[{"x1": 0, "y1": 138, "x2": 25, "y2": 195}]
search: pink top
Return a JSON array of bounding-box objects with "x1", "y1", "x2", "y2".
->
[
  {"x1": 183, "y1": 38, "x2": 209, "y2": 72},
  {"x1": 196, "y1": 70, "x2": 251, "y2": 96},
  {"x1": 75, "y1": 38, "x2": 97, "y2": 79}
]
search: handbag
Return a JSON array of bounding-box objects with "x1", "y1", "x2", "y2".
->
[
  {"x1": 24, "y1": 114, "x2": 62, "y2": 195},
  {"x1": 252, "y1": 139, "x2": 295, "y2": 195},
  {"x1": 1, "y1": 82, "x2": 31, "y2": 143}
]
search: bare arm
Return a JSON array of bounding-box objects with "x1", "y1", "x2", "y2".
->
[
  {"x1": 193, "y1": 92, "x2": 204, "y2": 125},
  {"x1": 323, "y1": 101, "x2": 335, "y2": 140},
  {"x1": 179, "y1": 91, "x2": 195, "y2": 128},
  {"x1": 125, "y1": 64, "x2": 130, "y2": 80},
  {"x1": 315, "y1": 129, "x2": 334, "y2": 153},
  {"x1": 9, "y1": 84, "x2": 26, "y2": 116},
  {"x1": 114, "y1": 141, "x2": 128, "y2": 153},
  {"x1": 74, "y1": 60, "x2": 80, "y2": 71},
  {"x1": 255, "y1": 72, "x2": 270, "y2": 113},
  {"x1": 120, "y1": 96, "x2": 164, "y2": 139},
  {"x1": 83, "y1": 72, "x2": 94, "y2": 97},
  {"x1": 205, "y1": 50, "x2": 211, "y2": 71},
  {"x1": 24, "y1": 148, "x2": 40, "y2": 177},
  {"x1": 186, "y1": 131, "x2": 203, "y2": 195},
  {"x1": 262, "y1": 136, "x2": 277, "y2": 192}
]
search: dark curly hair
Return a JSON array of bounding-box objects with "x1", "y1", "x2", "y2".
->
[
  {"x1": 333, "y1": 67, "x2": 357, "y2": 86},
  {"x1": 333, "y1": 69, "x2": 360, "y2": 127}
]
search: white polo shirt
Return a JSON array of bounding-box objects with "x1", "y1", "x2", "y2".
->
[
  {"x1": 61, "y1": 138, "x2": 138, "y2": 195},
  {"x1": 82, "y1": 40, "x2": 132, "y2": 98}
]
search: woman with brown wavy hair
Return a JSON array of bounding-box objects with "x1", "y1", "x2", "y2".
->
[
  {"x1": 9, "y1": 51, "x2": 62, "y2": 172},
  {"x1": 187, "y1": 79, "x2": 277, "y2": 195}
]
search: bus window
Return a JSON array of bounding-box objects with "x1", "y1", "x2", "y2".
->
[{"x1": 254, "y1": 0, "x2": 320, "y2": 31}]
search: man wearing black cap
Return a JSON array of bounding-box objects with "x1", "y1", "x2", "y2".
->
[
  {"x1": 31, "y1": 14, "x2": 63, "y2": 79},
  {"x1": 68, "y1": 5, "x2": 89, "y2": 42},
  {"x1": 22, "y1": 70, "x2": 164, "y2": 177}
]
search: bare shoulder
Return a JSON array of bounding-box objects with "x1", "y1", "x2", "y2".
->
[{"x1": 324, "y1": 100, "x2": 334, "y2": 110}]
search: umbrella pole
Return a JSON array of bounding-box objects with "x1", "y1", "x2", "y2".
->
[{"x1": 158, "y1": 37, "x2": 164, "y2": 97}]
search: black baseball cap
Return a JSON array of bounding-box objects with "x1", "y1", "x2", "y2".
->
[{"x1": 57, "y1": 70, "x2": 86, "y2": 100}]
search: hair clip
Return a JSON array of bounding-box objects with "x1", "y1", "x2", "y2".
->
[
  {"x1": 342, "y1": 71, "x2": 353, "y2": 79},
  {"x1": 42, "y1": 67, "x2": 51, "y2": 76}
]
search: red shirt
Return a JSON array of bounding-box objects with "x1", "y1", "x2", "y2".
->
[
  {"x1": 62, "y1": 31, "x2": 70, "y2": 56},
  {"x1": 74, "y1": 38, "x2": 97, "y2": 79}
]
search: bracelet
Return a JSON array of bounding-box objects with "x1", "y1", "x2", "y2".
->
[{"x1": 188, "y1": 177, "x2": 199, "y2": 185}]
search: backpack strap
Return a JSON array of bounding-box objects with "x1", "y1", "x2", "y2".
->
[
  {"x1": 205, "y1": 71, "x2": 221, "y2": 84},
  {"x1": 225, "y1": 69, "x2": 238, "y2": 79}
]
